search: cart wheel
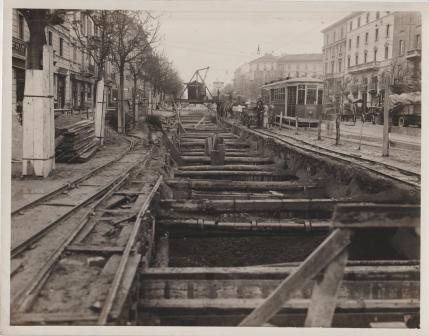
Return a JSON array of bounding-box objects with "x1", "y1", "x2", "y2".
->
[{"x1": 398, "y1": 116, "x2": 408, "y2": 127}]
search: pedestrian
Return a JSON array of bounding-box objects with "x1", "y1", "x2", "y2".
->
[{"x1": 263, "y1": 104, "x2": 269, "y2": 128}]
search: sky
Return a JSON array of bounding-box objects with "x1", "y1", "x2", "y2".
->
[{"x1": 150, "y1": 2, "x2": 351, "y2": 90}]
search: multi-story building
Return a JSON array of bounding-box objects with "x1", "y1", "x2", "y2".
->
[
  {"x1": 321, "y1": 13, "x2": 355, "y2": 93},
  {"x1": 232, "y1": 53, "x2": 323, "y2": 101},
  {"x1": 322, "y1": 11, "x2": 421, "y2": 110},
  {"x1": 12, "y1": 10, "x2": 29, "y2": 118},
  {"x1": 277, "y1": 53, "x2": 323, "y2": 79}
]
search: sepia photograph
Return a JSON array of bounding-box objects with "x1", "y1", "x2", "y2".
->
[{"x1": 1, "y1": 0, "x2": 426, "y2": 334}]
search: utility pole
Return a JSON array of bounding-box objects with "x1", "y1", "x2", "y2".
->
[{"x1": 382, "y1": 76, "x2": 391, "y2": 156}]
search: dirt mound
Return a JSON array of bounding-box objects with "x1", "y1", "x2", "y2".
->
[{"x1": 103, "y1": 126, "x2": 128, "y2": 146}]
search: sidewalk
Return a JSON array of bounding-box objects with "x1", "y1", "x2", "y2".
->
[{"x1": 11, "y1": 128, "x2": 131, "y2": 213}]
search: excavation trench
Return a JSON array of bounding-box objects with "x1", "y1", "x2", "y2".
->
[{"x1": 130, "y1": 113, "x2": 420, "y2": 327}]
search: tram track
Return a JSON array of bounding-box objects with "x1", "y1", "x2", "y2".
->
[
  {"x1": 242, "y1": 126, "x2": 420, "y2": 190},
  {"x1": 11, "y1": 137, "x2": 143, "y2": 259},
  {"x1": 11, "y1": 141, "x2": 165, "y2": 325}
]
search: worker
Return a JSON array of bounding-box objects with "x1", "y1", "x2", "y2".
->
[{"x1": 256, "y1": 97, "x2": 264, "y2": 128}]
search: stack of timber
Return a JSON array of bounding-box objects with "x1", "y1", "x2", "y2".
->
[{"x1": 56, "y1": 120, "x2": 99, "y2": 163}]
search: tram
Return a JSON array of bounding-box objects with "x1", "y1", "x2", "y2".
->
[{"x1": 262, "y1": 77, "x2": 324, "y2": 127}]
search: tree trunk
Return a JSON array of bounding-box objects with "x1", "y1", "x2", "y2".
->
[
  {"x1": 118, "y1": 64, "x2": 125, "y2": 133},
  {"x1": 27, "y1": 18, "x2": 47, "y2": 69},
  {"x1": 133, "y1": 76, "x2": 138, "y2": 124}
]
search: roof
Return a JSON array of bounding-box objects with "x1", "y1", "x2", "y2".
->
[
  {"x1": 262, "y1": 77, "x2": 323, "y2": 88},
  {"x1": 249, "y1": 54, "x2": 278, "y2": 64},
  {"x1": 321, "y1": 12, "x2": 363, "y2": 33},
  {"x1": 278, "y1": 53, "x2": 323, "y2": 62}
]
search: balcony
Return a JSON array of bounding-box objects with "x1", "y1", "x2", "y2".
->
[
  {"x1": 12, "y1": 36, "x2": 26, "y2": 59},
  {"x1": 347, "y1": 61, "x2": 381, "y2": 73},
  {"x1": 406, "y1": 48, "x2": 421, "y2": 60},
  {"x1": 81, "y1": 63, "x2": 95, "y2": 77}
]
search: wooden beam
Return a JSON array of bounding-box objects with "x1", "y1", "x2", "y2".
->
[
  {"x1": 160, "y1": 198, "x2": 340, "y2": 213},
  {"x1": 181, "y1": 156, "x2": 274, "y2": 164},
  {"x1": 177, "y1": 164, "x2": 276, "y2": 171},
  {"x1": 66, "y1": 244, "x2": 124, "y2": 254},
  {"x1": 11, "y1": 312, "x2": 98, "y2": 324},
  {"x1": 332, "y1": 203, "x2": 420, "y2": 228},
  {"x1": 238, "y1": 229, "x2": 352, "y2": 326},
  {"x1": 165, "y1": 179, "x2": 325, "y2": 192},
  {"x1": 158, "y1": 218, "x2": 330, "y2": 231},
  {"x1": 141, "y1": 265, "x2": 420, "y2": 280},
  {"x1": 140, "y1": 298, "x2": 418, "y2": 310},
  {"x1": 174, "y1": 170, "x2": 294, "y2": 179},
  {"x1": 304, "y1": 250, "x2": 348, "y2": 327}
]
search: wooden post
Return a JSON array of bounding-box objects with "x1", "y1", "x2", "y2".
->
[
  {"x1": 22, "y1": 45, "x2": 55, "y2": 177},
  {"x1": 95, "y1": 79, "x2": 105, "y2": 145},
  {"x1": 239, "y1": 229, "x2": 352, "y2": 326},
  {"x1": 304, "y1": 249, "x2": 349, "y2": 327},
  {"x1": 382, "y1": 77, "x2": 390, "y2": 156}
]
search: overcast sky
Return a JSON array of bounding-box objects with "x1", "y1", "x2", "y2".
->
[{"x1": 151, "y1": 3, "x2": 351, "y2": 88}]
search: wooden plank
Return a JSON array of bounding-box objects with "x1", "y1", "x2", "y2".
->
[
  {"x1": 177, "y1": 164, "x2": 276, "y2": 171},
  {"x1": 332, "y1": 203, "x2": 420, "y2": 228},
  {"x1": 238, "y1": 229, "x2": 352, "y2": 326},
  {"x1": 11, "y1": 312, "x2": 98, "y2": 324},
  {"x1": 140, "y1": 298, "x2": 419, "y2": 310},
  {"x1": 165, "y1": 179, "x2": 324, "y2": 192},
  {"x1": 304, "y1": 250, "x2": 348, "y2": 327},
  {"x1": 161, "y1": 198, "x2": 340, "y2": 213},
  {"x1": 97, "y1": 176, "x2": 162, "y2": 325},
  {"x1": 157, "y1": 218, "x2": 330, "y2": 231},
  {"x1": 66, "y1": 244, "x2": 124, "y2": 254},
  {"x1": 141, "y1": 265, "x2": 419, "y2": 280}
]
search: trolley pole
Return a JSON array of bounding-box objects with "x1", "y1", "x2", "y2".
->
[{"x1": 382, "y1": 77, "x2": 391, "y2": 157}]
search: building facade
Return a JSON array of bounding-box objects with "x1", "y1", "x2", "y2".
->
[
  {"x1": 232, "y1": 53, "x2": 323, "y2": 101},
  {"x1": 322, "y1": 11, "x2": 421, "y2": 108},
  {"x1": 277, "y1": 53, "x2": 323, "y2": 79}
]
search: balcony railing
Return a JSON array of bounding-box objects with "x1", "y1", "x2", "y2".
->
[
  {"x1": 12, "y1": 36, "x2": 26, "y2": 58},
  {"x1": 406, "y1": 48, "x2": 421, "y2": 59},
  {"x1": 81, "y1": 63, "x2": 95, "y2": 77},
  {"x1": 347, "y1": 61, "x2": 381, "y2": 73}
]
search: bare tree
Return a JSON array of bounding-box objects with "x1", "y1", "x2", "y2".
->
[
  {"x1": 68, "y1": 10, "x2": 115, "y2": 80},
  {"x1": 110, "y1": 10, "x2": 159, "y2": 133},
  {"x1": 18, "y1": 9, "x2": 66, "y2": 69}
]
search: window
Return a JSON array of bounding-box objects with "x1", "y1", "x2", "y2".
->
[
  {"x1": 365, "y1": 32, "x2": 369, "y2": 44},
  {"x1": 341, "y1": 27, "x2": 344, "y2": 38},
  {"x1": 366, "y1": 12, "x2": 370, "y2": 23},
  {"x1": 364, "y1": 51, "x2": 368, "y2": 63},
  {"x1": 386, "y1": 24, "x2": 390, "y2": 37},
  {"x1": 338, "y1": 59, "x2": 342, "y2": 72},
  {"x1": 374, "y1": 49, "x2": 377, "y2": 61},
  {"x1": 18, "y1": 14, "x2": 25, "y2": 39},
  {"x1": 349, "y1": 21, "x2": 353, "y2": 31},
  {"x1": 317, "y1": 88, "x2": 323, "y2": 104},
  {"x1": 347, "y1": 56, "x2": 351, "y2": 67},
  {"x1": 375, "y1": 28, "x2": 379, "y2": 41},
  {"x1": 325, "y1": 63, "x2": 328, "y2": 74},
  {"x1": 59, "y1": 37, "x2": 64, "y2": 56},
  {"x1": 331, "y1": 61, "x2": 334, "y2": 73},
  {"x1": 416, "y1": 34, "x2": 421, "y2": 49},
  {"x1": 348, "y1": 39, "x2": 351, "y2": 50},
  {"x1": 73, "y1": 46, "x2": 77, "y2": 61},
  {"x1": 399, "y1": 40, "x2": 405, "y2": 55},
  {"x1": 356, "y1": 35, "x2": 360, "y2": 47},
  {"x1": 357, "y1": 17, "x2": 361, "y2": 27},
  {"x1": 333, "y1": 31, "x2": 336, "y2": 41},
  {"x1": 48, "y1": 31, "x2": 52, "y2": 46},
  {"x1": 384, "y1": 45, "x2": 389, "y2": 59},
  {"x1": 376, "y1": 11, "x2": 380, "y2": 19},
  {"x1": 306, "y1": 85, "x2": 317, "y2": 105},
  {"x1": 297, "y1": 84, "x2": 305, "y2": 104},
  {"x1": 355, "y1": 54, "x2": 359, "y2": 65}
]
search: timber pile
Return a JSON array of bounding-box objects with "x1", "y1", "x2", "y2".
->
[{"x1": 56, "y1": 120, "x2": 99, "y2": 163}]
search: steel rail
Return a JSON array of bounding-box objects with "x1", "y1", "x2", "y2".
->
[
  {"x1": 11, "y1": 137, "x2": 136, "y2": 216},
  {"x1": 97, "y1": 175, "x2": 163, "y2": 325},
  {"x1": 11, "y1": 146, "x2": 156, "y2": 314},
  {"x1": 11, "y1": 138, "x2": 144, "y2": 258},
  {"x1": 251, "y1": 128, "x2": 420, "y2": 190}
]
